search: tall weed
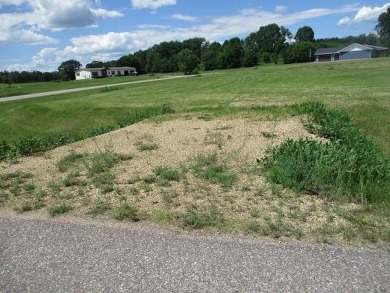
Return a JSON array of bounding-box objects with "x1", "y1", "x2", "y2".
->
[{"x1": 264, "y1": 102, "x2": 390, "y2": 203}]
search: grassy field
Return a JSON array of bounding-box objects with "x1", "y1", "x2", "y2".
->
[
  {"x1": 1, "y1": 58, "x2": 389, "y2": 154},
  {"x1": 0, "y1": 58, "x2": 389, "y2": 245},
  {"x1": 0, "y1": 73, "x2": 175, "y2": 98}
]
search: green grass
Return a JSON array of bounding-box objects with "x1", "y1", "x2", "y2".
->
[
  {"x1": 49, "y1": 203, "x2": 73, "y2": 216},
  {"x1": 192, "y1": 153, "x2": 237, "y2": 187},
  {"x1": 0, "y1": 74, "x2": 173, "y2": 98},
  {"x1": 0, "y1": 58, "x2": 389, "y2": 245},
  {"x1": 112, "y1": 203, "x2": 139, "y2": 221},
  {"x1": 1, "y1": 59, "x2": 389, "y2": 158},
  {"x1": 263, "y1": 102, "x2": 390, "y2": 204}
]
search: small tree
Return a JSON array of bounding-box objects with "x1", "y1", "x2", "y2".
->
[
  {"x1": 376, "y1": 7, "x2": 390, "y2": 47},
  {"x1": 86, "y1": 60, "x2": 104, "y2": 68},
  {"x1": 177, "y1": 49, "x2": 199, "y2": 74},
  {"x1": 295, "y1": 26, "x2": 315, "y2": 43},
  {"x1": 58, "y1": 60, "x2": 82, "y2": 81}
]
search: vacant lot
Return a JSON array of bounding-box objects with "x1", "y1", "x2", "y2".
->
[{"x1": 0, "y1": 59, "x2": 389, "y2": 246}]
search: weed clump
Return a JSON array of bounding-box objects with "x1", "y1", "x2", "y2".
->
[
  {"x1": 49, "y1": 203, "x2": 73, "y2": 216},
  {"x1": 263, "y1": 102, "x2": 390, "y2": 203},
  {"x1": 192, "y1": 153, "x2": 237, "y2": 187},
  {"x1": 112, "y1": 203, "x2": 139, "y2": 222}
]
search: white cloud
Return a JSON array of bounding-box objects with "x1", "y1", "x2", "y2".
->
[
  {"x1": 354, "y1": 4, "x2": 390, "y2": 22},
  {"x1": 171, "y1": 13, "x2": 199, "y2": 22},
  {"x1": 26, "y1": 0, "x2": 123, "y2": 30},
  {"x1": 338, "y1": 16, "x2": 352, "y2": 26},
  {"x1": 0, "y1": 0, "x2": 24, "y2": 8},
  {"x1": 17, "y1": 29, "x2": 57, "y2": 45},
  {"x1": 131, "y1": 0, "x2": 176, "y2": 9},
  {"x1": 338, "y1": 3, "x2": 390, "y2": 26},
  {"x1": 0, "y1": 0, "x2": 123, "y2": 45},
  {"x1": 275, "y1": 5, "x2": 287, "y2": 13},
  {"x1": 25, "y1": 4, "x2": 365, "y2": 71}
]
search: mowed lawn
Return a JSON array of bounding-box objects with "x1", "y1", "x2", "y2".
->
[{"x1": 0, "y1": 58, "x2": 389, "y2": 156}]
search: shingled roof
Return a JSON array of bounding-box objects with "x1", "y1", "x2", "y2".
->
[{"x1": 315, "y1": 43, "x2": 388, "y2": 56}]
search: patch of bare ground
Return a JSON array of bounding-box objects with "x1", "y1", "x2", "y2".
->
[{"x1": 0, "y1": 116, "x2": 388, "y2": 246}]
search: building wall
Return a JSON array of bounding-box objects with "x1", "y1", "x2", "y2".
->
[
  {"x1": 340, "y1": 50, "x2": 370, "y2": 60},
  {"x1": 75, "y1": 70, "x2": 92, "y2": 80}
]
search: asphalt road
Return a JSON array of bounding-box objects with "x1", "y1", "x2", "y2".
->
[
  {"x1": 0, "y1": 74, "x2": 198, "y2": 103},
  {"x1": 0, "y1": 217, "x2": 389, "y2": 292}
]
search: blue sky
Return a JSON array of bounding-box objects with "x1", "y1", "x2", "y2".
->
[{"x1": 0, "y1": 0, "x2": 389, "y2": 71}]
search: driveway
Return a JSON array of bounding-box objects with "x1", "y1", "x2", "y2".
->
[
  {"x1": 1, "y1": 216, "x2": 389, "y2": 292},
  {"x1": 0, "y1": 74, "x2": 198, "y2": 103}
]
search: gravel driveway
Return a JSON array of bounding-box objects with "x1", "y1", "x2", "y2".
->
[
  {"x1": 0, "y1": 74, "x2": 197, "y2": 103},
  {"x1": 1, "y1": 216, "x2": 389, "y2": 292}
]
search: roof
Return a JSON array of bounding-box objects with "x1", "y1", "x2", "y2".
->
[
  {"x1": 108, "y1": 67, "x2": 136, "y2": 70},
  {"x1": 76, "y1": 66, "x2": 137, "y2": 72},
  {"x1": 314, "y1": 43, "x2": 388, "y2": 55},
  {"x1": 315, "y1": 46, "x2": 344, "y2": 55},
  {"x1": 75, "y1": 68, "x2": 105, "y2": 72}
]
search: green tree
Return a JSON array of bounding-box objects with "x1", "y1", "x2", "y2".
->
[
  {"x1": 201, "y1": 42, "x2": 223, "y2": 70},
  {"x1": 282, "y1": 42, "x2": 316, "y2": 64},
  {"x1": 182, "y1": 37, "x2": 206, "y2": 59},
  {"x1": 376, "y1": 7, "x2": 390, "y2": 37},
  {"x1": 257, "y1": 23, "x2": 285, "y2": 55},
  {"x1": 177, "y1": 49, "x2": 200, "y2": 74},
  {"x1": 86, "y1": 60, "x2": 104, "y2": 68},
  {"x1": 145, "y1": 46, "x2": 162, "y2": 73},
  {"x1": 221, "y1": 37, "x2": 244, "y2": 69},
  {"x1": 295, "y1": 26, "x2": 315, "y2": 43},
  {"x1": 58, "y1": 60, "x2": 82, "y2": 81},
  {"x1": 376, "y1": 7, "x2": 390, "y2": 47}
]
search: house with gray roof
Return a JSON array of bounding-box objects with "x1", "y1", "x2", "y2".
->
[
  {"x1": 314, "y1": 43, "x2": 388, "y2": 62},
  {"x1": 75, "y1": 67, "x2": 137, "y2": 80}
]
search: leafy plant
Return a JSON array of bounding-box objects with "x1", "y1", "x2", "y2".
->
[
  {"x1": 57, "y1": 152, "x2": 86, "y2": 172},
  {"x1": 134, "y1": 139, "x2": 158, "y2": 151},
  {"x1": 192, "y1": 153, "x2": 237, "y2": 187},
  {"x1": 88, "y1": 200, "x2": 111, "y2": 216},
  {"x1": 49, "y1": 203, "x2": 73, "y2": 216},
  {"x1": 264, "y1": 102, "x2": 390, "y2": 203},
  {"x1": 112, "y1": 203, "x2": 139, "y2": 221},
  {"x1": 180, "y1": 204, "x2": 224, "y2": 229},
  {"x1": 154, "y1": 166, "x2": 180, "y2": 182}
]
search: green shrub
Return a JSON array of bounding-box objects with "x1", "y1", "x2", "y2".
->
[
  {"x1": 112, "y1": 203, "x2": 139, "y2": 221},
  {"x1": 193, "y1": 153, "x2": 237, "y2": 187},
  {"x1": 57, "y1": 152, "x2": 86, "y2": 172},
  {"x1": 49, "y1": 204, "x2": 73, "y2": 216},
  {"x1": 181, "y1": 205, "x2": 224, "y2": 229},
  {"x1": 154, "y1": 166, "x2": 180, "y2": 181},
  {"x1": 264, "y1": 102, "x2": 390, "y2": 203},
  {"x1": 0, "y1": 141, "x2": 11, "y2": 160},
  {"x1": 84, "y1": 149, "x2": 120, "y2": 177}
]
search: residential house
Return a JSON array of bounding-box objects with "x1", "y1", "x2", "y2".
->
[
  {"x1": 314, "y1": 43, "x2": 388, "y2": 62},
  {"x1": 75, "y1": 67, "x2": 137, "y2": 80}
]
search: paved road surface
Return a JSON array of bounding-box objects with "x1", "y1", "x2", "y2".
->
[
  {"x1": 0, "y1": 74, "x2": 198, "y2": 103},
  {"x1": 1, "y1": 217, "x2": 389, "y2": 292}
]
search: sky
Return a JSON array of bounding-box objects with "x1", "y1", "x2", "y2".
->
[{"x1": 0, "y1": 0, "x2": 389, "y2": 72}]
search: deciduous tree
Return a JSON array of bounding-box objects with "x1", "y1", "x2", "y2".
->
[
  {"x1": 58, "y1": 60, "x2": 81, "y2": 81},
  {"x1": 295, "y1": 26, "x2": 315, "y2": 43}
]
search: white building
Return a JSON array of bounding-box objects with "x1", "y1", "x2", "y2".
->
[{"x1": 75, "y1": 67, "x2": 137, "y2": 80}]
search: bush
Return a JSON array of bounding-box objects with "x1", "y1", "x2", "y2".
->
[
  {"x1": 263, "y1": 102, "x2": 390, "y2": 203},
  {"x1": 112, "y1": 203, "x2": 139, "y2": 221},
  {"x1": 0, "y1": 141, "x2": 11, "y2": 160}
]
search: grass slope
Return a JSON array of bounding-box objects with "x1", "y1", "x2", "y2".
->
[{"x1": 0, "y1": 59, "x2": 389, "y2": 156}]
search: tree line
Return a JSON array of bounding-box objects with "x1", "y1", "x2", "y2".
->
[{"x1": 2, "y1": 7, "x2": 389, "y2": 83}]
